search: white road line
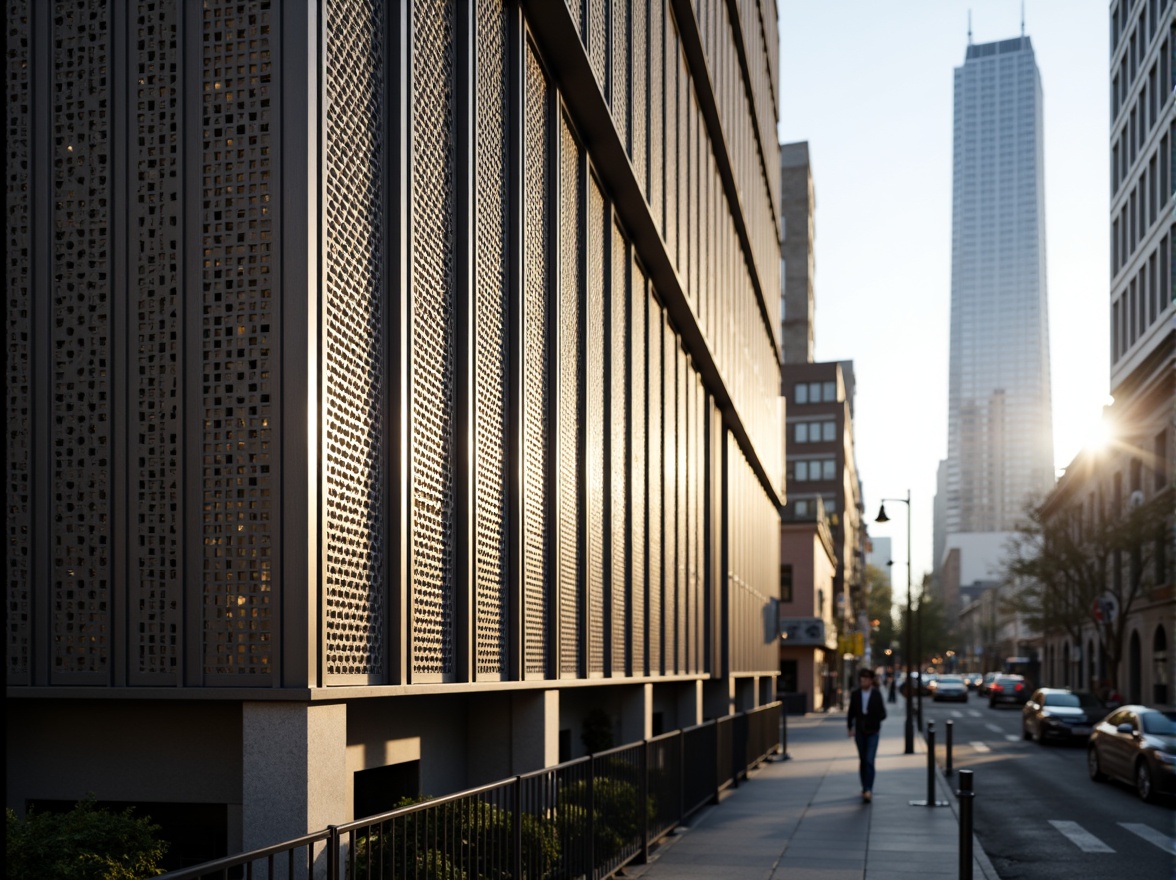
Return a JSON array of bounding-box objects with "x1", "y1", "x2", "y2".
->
[
  {"x1": 1004, "y1": 735, "x2": 1021, "y2": 742},
  {"x1": 1049, "y1": 820, "x2": 1114, "y2": 853},
  {"x1": 985, "y1": 723, "x2": 1003, "y2": 734},
  {"x1": 950, "y1": 710, "x2": 964, "y2": 718},
  {"x1": 968, "y1": 709, "x2": 982, "y2": 717},
  {"x1": 1119, "y1": 823, "x2": 1176, "y2": 855},
  {"x1": 970, "y1": 742, "x2": 991, "y2": 753}
]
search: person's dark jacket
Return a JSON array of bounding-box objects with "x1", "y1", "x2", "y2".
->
[{"x1": 847, "y1": 687, "x2": 888, "y2": 735}]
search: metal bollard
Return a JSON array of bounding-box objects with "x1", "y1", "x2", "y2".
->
[
  {"x1": 958, "y1": 770, "x2": 975, "y2": 880},
  {"x1": 945, "y1": 719, "x2": 954, "y2": 776},
  {"x1": 926, "y1": 721, "x2": 936, "y2": 804}
]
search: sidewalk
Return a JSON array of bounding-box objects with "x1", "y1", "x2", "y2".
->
[{"x1": 623, "y1": 707, "x2": 999, "y2": 880}]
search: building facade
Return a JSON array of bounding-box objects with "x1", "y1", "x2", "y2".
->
[
  {"x1": 779, "y1": 361, "x2": 866, "y2": 705},
  {"x1": 778, "y1": 499, "x2": 837, "y2": 713},
  {"x1": 779, "y1": 141, "x2": 815, "y2": 365},
  {"x1": 943, "y1": 35, "x2": 1054, "y2": 554},
  {"x1": 1031, "y1": 0, "x2": 1174, "y2": 706},
  {"x1": 5, "y1": 0, "x2": 785, "y2": 865}
]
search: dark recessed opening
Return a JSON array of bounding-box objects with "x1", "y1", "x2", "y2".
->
[{"x1": 353, "y1": 760, "x2": 421, "y2": 820}]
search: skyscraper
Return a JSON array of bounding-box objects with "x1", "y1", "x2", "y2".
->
[{"x1": 944, "y1": 35, "x2": 1054, "y2": 546}]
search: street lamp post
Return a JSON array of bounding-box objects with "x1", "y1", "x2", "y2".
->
[{"x1": 876, "y1": 491, "x2": 914, "y2": 755}]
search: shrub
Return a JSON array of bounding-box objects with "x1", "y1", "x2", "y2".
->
[{"x1": 6, "y1": 797, "x2": 167, "y2": 880}]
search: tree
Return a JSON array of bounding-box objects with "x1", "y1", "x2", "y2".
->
[
  {"x1": 1004, "y1": 491, "x2": 1170, "y2": 694},
  {"x1": 864, "y1": 564, "x2": 895, "y2": 663}
]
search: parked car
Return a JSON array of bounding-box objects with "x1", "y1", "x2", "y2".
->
[
  {"x1": 979, "y1": 672, "x2": 1001, "y2": 695},
  {"x1": 920, "y1": 673, "x2": 938, "y2": 696},
  {"x1": 932, "y1": 675, "x2": 968, "y2": 702},
  {"x1": 962, "y1": 672, "x2": 983, "y2": 690},
  {"x1": 1087, "y1": 705, "x2": 1176, "y2": 802},
  {"x1": 988, "y1": 675, "x2": 1030, "y2": 707},
  {"x1": 1021, "y1": 689, "x2": 1105, "y2": 743}
]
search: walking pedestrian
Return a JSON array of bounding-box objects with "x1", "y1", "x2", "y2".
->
[
  {"x1": 847, "y1": 667, "x2": 887, "y2": 803},
  {"x1": 887, "y1": 672, "x2": 897, "y2": 703}
]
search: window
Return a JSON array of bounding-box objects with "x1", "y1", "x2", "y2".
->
[
  {"x1": 794, "y1": 383, "x2": 808, "y2": 404},
  {"x1": 822, "y1": 381, "x2": 836, "y2": 402},
  {"x1": 794, "y1": 460, "x2": 809, "y2": 481},
  {"x1": 795, "y1": 423, "x2": 809, "y2": 443},
  {"x1": 822, "y1": 460, "x2": 836, "y2": 480},
  {"x1": 808, "y1": 381, "x2": 821, "y2": 402},
  {"x1": 793, "y1": 499, "x2": 809, "y2": 516},
  {"x1": 780, "y1": 564, "x2": 793, "y2": 603},
  {"x1": 822, "y1": 421, "x2": 836, "y2": 442}
]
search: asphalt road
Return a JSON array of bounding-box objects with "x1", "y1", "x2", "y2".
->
[{"x1": 913, "y1": 691, "x2": 1176, "y2": 880}]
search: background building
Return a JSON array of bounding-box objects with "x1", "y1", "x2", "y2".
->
[
  {"x1": 5, "y1": 0, "x2": 785, "y2": 866},
  {"x1": 780, "y1": 141, "x2": 815, "y2": 365},
  {"x1": 1031, "y1": 0, "x2": 1174, "y2": 705},
  {"x1": 940, "y1": 33, "x2": 1054, "y2": 595}
]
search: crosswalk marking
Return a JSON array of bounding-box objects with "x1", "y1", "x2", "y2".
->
[
  {"x1": 967, "y1": 709, "x2": 982, "y2": 718},
  {"x1": 949, "y1": 710, "x2": 964, "y2": 718},
  {"x1": 1004, "y1": 735, "x2": 1020, "y2": 742},
  {"x1": 1049, "y1": 820, "x2": 1114, "y2": 853},
  {"x1": 985, "y1": 723, "x2": 1003, "y2": 734},
  {"x1": 970, "y1": 742, "x2": 991, "y2": 753},
  {"x1": 1119, "y1": 823, "x2": 1176, "y2": 855}
]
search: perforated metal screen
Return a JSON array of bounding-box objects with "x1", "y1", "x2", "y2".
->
[
  {"x1": 610, "y1": 222, "x2": 628, "y2": 676},
  {"x1": 324, "y1": 0, "x2": 386, "y2": 680},
  {"x1": 586, "y1": 177, "x2": 605, "y2": 675},
  {"x1": 411, "y1": 0, "x2": 458, "y2": 679}
]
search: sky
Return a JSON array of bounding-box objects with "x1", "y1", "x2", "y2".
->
[{"x1": 775, "y1": 0, "x2": 1111, "y2": 584}]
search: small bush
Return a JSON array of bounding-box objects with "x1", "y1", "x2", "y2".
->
[{"x1": 6, "y1": 797, "x2": 167, "y2": 880}]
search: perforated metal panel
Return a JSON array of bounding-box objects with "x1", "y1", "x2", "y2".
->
[
  {"x1": 200, "y1": 0, "x2": 276, "y2": 679},
  {"x1": 649, "y1": 0, "x2": 663, "y2": 233},
  {"x1": 411, "y1": 0, "x2": 457, "y2": 678},
  {"x1": 663, "y1": 20, "x2": 677, "y2": 263},
  {"x1": 324, "y1": 0, "x2": 386, "y2": 680},
  {"x1": 611, "y1": 0, "x2": 628, "y2": 153},
  {"x1": 586, "y1": 176, "x2": 605, "y2": 675},
  {"x1": 629, "y1": 261, "x2": 646, "y2": 674},
  {"x1": 131, "y1": 0, "x2": 182, "y2": 680},
  {"x1": 676, "y1": 342, "x2": 687, "y2": 672},
  {"x1": 522, "y1": 42, "x2": 550, "y2": 677},
  {"x1": 662, "y1": 316, "x2": 676, "y2": 672},
  {"x1": 630, "y1": 0, "x2": 646, "y2": 194},
  {"x1": 6, "y1": 0, "x2": 32, "y2": 682},
  {"x1": 52, "y1": 0, "x2": 112, "y2": 679},
  {"x1": 610, "y1": 222, "x2": 628, "y2": 676},
  {"x1": 559, "y1": 114, "x2": 582, "y2": 677},
  {"x1": 588, "y1": 0, "x2": 607, "y2": 93},
  {"x1": 474, "y1": 0, "x2": 509, "y2": 678},
  {"x1": 646, "y1": 293, "x2": 661, "y2": 674}
]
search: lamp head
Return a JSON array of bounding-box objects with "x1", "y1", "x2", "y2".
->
[{"x1": 875, "y1": 504, "x2": 890, "y2": 524}]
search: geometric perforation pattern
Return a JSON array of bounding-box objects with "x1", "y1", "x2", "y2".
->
[
  {"x1": 411, "y1": 0, "x2": 457, "y2": 677},
  {"x1": 629, "y1": 0, "x2": 646, "y2": 194},
  {"x1": 522, "y1": 42, "x2": 550, "y2": 677},
  {"x1": 629, "y1": 259, "x2": 646, "y2": 674},
  {"x1": 200, "y1": 0, "x2": 275, "y2": 678},
  {"x1": 646, "y1": 293, "x2": 661, "y2": 674},
  {"x1": 610, "y1": 223, "x2": 628, "y2": 676},
  {"x1": 611, "y1": 0, "x2": 628, "y2": 156},
  {"x1": 586, "y1": 176, "x2": 605, "y2": 675},
  {"x1": 6, "y1": 0, "x2": 32, "y2": 681},
  {"x1": 474, "y1": 0, "x2": 509, "y2": 678},
  {"x1": 52, "y1": 0, "x2": 113, "y2": 677},
  {"x1": 325, "y1": 0, "x2": 386, "y2": 679},
  {"x1": 132, "y1": 0, "x2": 181, "y2": 678},
  {"x1": 559, "y1": 115, "x2": 582, "y2": 676}
]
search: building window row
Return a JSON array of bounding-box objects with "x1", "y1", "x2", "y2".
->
[
  {"x1": 1111, "y1": 0, "x2": 1165, "y2": 88},
  {"x1": 793, "y1": 420, "x2": 836, "y2": 443},
  {"x1": 793, "y1": 381, "x2": 837, "y2": 404},
  {"x1": 1113, "y1": 231, "x2": 1171, "y2": 362},
  {"x1": 1111, "y1": 35, "x2": 1169, "y2": 198},
  {"x1": 790, "y1": 458, "x2": 836, "y2": 482},
  {"x1": 1112, "y1": 130, "x2": 1170, "y2": 276}
]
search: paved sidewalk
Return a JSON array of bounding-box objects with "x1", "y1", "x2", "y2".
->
[{"x1": 623, "y1": 707, "x2": 999, "y2": 880}]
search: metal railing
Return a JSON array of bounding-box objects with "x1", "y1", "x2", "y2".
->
[{"x1": 156, "y1": 702, "x2": 781, "y2": 880}]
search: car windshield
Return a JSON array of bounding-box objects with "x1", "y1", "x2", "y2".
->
[
  {"x1": 1140, "y1": 711, "x2": 1176, "y2": 735},
  {"x1": 939, "y1": 677, "x2": 963, "y2": 685},
  {"x1": 1043, "y1": 693, "x2": 1081, "y2": 707}
]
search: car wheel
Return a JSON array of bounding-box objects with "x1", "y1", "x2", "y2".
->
[
  {"x1": 1022, "y1": 723, "x2": 1031, "y2": 741},
  {"x1": 1136, "y1": 759, "x2": 1157, "y2": 803},
  {"x1": 1087, "y1": 746, "x2": 1105, "y2": 781}
]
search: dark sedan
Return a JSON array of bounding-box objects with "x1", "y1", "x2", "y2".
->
[
  {"x1": 931, "y1": 675, "x2": 968, "y2": 702},
  {"x1": 988, "y1": 675, "x2": 1030, "y2": 708},
  {"x1": 1021, "y1": 688, "x2": 1104, "y2": 743},
  {"x1": 1087, "y1": 705, "x2": 1176, "y2": 802}
]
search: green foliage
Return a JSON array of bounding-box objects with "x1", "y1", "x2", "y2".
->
[
  {"x1": 865, "y1": 564, "x2": 896, "y2": 661},
  {"x1": 557, "y1": 774, "x2": 653, "y2": 866},
  {"x1": 6, "y1": 798, "x2": 167, "y2": 880}
]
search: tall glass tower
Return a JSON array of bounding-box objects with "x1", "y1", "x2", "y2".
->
[{"x1": 946, "y1": 35, "x2": 1054, "y2": 537}]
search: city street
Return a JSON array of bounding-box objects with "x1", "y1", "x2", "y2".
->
[{"x1": 917, "y1": 695, "x2": 1175, "y2": 880}]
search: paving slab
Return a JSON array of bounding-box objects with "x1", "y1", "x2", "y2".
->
[{"x1": 621, "y1": 707, "x2": 999, "y2": 880}]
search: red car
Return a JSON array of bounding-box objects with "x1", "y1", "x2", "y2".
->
[{"x1": 988, "y1": 675, "x2": 1030, "y2": 708}]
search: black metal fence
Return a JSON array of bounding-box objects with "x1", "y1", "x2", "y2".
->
[{"x1": 156, "y1": 702, "x2": 781, "y2": 880}]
